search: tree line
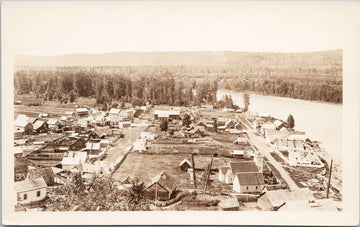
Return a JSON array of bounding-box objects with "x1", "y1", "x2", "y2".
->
[
  {"x1": 14, "y1": 68, "x2": 218, "y2": 107},
  {"x1": 14, "y1": 63, "x2": 342, "y2": 105}
]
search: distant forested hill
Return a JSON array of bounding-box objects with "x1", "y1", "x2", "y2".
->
[{"x1": 15, "y1": 50, "x2": 342, "y2": 76}]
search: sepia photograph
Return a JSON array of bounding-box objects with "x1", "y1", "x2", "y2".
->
[{"x1": 2, "y1": 1, "x2": 359, "y2": 225}]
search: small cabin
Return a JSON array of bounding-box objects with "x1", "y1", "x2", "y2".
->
[{"x1": 179, "y1": 159, "x2": 192, "y2": 172}]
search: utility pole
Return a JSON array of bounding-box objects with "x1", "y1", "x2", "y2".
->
[
  {"x1": 191, "y1": 153, "x2": 196, "y2": 189},
  {"x1": 204, "y1": 158, "x2": 213, "y2": 191},
  {"x1": 155, "y1": 183, "x2": 157, "y2": 211},
  {"x1": 326, "y1": 159, "x2": 333, "y2": 199}
]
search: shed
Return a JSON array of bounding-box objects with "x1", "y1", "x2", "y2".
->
[
  {"x1": 179, "y1": 159, "x2": 192, "y2": 172},
  {"x1": 218, "y1": 197, "x2": 240, "y2": 211}
]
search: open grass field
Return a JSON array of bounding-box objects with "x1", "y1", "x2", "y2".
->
[
  {"x1": 112, "y1": 152, "x2": 235, "y2": 192},
  {"x1": 14, "y1": 95, "x2": 98, "y2": 118},
  {"x1": 14, "y1": 105, "x2": 74, "y2": 118}
]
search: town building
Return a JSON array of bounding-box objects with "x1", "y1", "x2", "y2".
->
[
  {"x1": 76, "y1": 108, "x2": 89, "y2": 117},
  {"x1": 233, "y1": 172, "x2": 265, "y2": 194},
  {"x1": 145, "y1": 171, "x2": 178, "y2": 201},
  {"x1": 33, "y1": 120, "x2": 48, "y2": 133},
  {"x1": 15, "y1": 177, "x2": 47, "y2": 205},
  {"x1": 47, "y1": 119, "x2": 62, "y2": 132},
  {"x1": 14, "y1": 118, "x2": 33, "y2": 134},
  {"x1": 154, "y1": 110, "x2": 181, "y2": 121},
  {"x1": 224, "y1": 161, "x2": 260, "y2": 184}
]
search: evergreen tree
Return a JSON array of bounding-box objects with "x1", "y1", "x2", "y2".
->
[
  {"x1": 182, "y1": 113, "x2": 191, "y2": 128},
  {"x1": 287, "y1": 114, "x2": 295, "y2": 128}
]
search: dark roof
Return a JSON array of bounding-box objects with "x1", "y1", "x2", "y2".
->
[
  {"x1": 145, "y1": 171, "x2": 177, "y2": 193},
  {"x1": 230, "y1": 161, "x2": 259, "y2": 174},
  {"x1": 235, "y1": 172, "x2": 265, "y2": 185},
  {"x1": 27, "y1": 117, "x2": 38, "y2": 124},
  {"x1": 33, "y1": 120, "x2": 47, "y2": 130}
]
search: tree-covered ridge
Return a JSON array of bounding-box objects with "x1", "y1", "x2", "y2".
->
[{"x1": 14, "y1": 57, "x2": 342, "y2": 104}]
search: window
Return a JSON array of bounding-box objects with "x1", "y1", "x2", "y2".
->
[
  {"x1": 246, "y1": 186, "x2": 249, "y2": 190},
  {"x1": 256, "y1": 186, "x2": 258, "y2": 189},
  {"x1": 23, "y1": 194, "x2": 27, "y2": 200},
  {"x1": 37, "y1": 191, "x2": 41, "y2": 197}
]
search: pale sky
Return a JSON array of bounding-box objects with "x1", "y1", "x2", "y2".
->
[{"x1": 2, "y1": 1, "x2": 360, "y2": 55}]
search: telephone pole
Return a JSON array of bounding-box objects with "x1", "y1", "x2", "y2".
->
[{"x1": 326, "y1": 159, "x2": 333, "y2": 199}]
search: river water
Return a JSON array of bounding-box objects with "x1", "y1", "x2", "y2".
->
[{"x1": 217, "y1": 90, "x2": 342, "y2": 162}]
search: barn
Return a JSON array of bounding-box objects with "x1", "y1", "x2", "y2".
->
[{"x1": 145, "y1": 171, "x2": 178, "y2": 201}]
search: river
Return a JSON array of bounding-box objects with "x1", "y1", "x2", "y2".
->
[{"x1": 217, "y1": 90, "x2": 342, "y2": 162}]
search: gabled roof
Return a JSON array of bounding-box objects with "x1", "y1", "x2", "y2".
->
[
  {"x1": 15, "y1": 177, "x2": 47, "y2": 193},
  {"x1": 109, "y1": 108, "x2": 121, "y2": 115},
  {"x1": 47, "y1": 119, "x2": 60, "y2": 125},
  {"x1": 218, "y1": 197, "x2": 240, "y2": 209},
  {"x1": 145, "y1": 171, "x2": 178, "y2": 193},
  {"x1": 14, "y1": 118, "x2": 31, "y2": 128},
  {"x1": 33, "y1": 120, "x2": 47, "y2": 130},
  {"x1": 179, "y1": 159, "x2": 192, "y2": 167},
  {"x1": 273, "y1": 120, "x2": 285, "y2": 128},
  {"x1": 263, "y1": 188, "x2": 315, "y2": 208},
  {"x1": 27, "y1": 117, "x2": 38, "y2": 124},
  {"x1": 229, "y1": 161, "x2": 259, "y2": 174},
  {"x1": 235, "y1": 172, "x2": 265, "y2": 185}
]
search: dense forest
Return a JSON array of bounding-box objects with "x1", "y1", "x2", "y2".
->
[
  {"x1": 14, "y1": 50, "x2": 343, "y2": 104},
  {"x1": 14, "y1": 67, "x2": 218, "y2": 107}
]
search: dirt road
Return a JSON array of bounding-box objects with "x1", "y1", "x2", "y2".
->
[
  {"x1": 101, "y1": 118, "x2": 149, "y2": 169},
  {"x1": 247, "y1": 129, "x2": 299, "y2": 190}
]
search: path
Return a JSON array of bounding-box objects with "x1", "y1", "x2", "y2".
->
[{"x1": 100, "y1": 118, "x2": 149, "y2": 169}]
